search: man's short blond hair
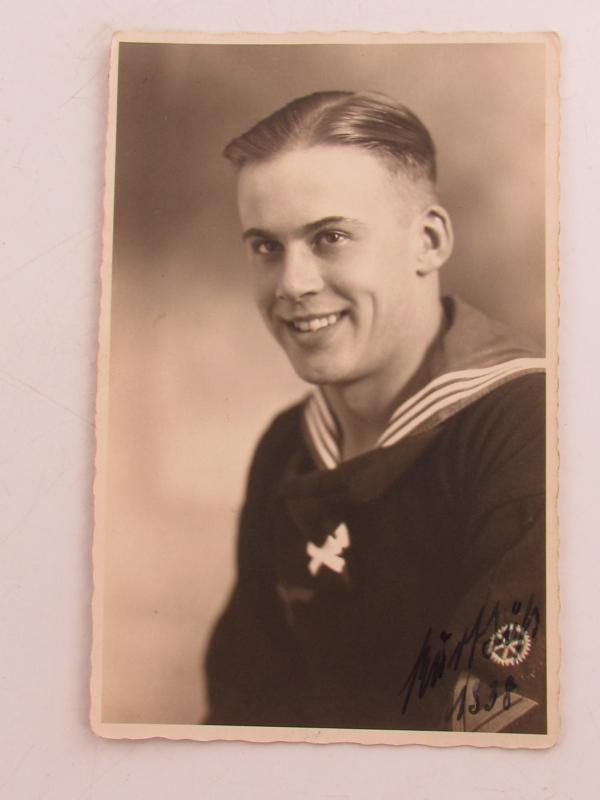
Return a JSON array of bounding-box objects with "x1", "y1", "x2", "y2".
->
[{"x1": 223, "y1": 90, "x2": 437, "y2": 187}]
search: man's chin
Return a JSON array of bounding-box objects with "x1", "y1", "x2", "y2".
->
[{"x1": 287, "y1": 356, "x2": 350, "y2": 386}]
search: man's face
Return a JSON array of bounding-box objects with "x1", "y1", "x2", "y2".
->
[{"x1": 237, "y1": 145, "x2": 427, "y2": 387}]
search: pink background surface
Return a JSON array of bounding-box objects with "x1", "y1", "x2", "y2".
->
[{"x1": 1, "y1": 2, "x2": 598, "y2": 798}]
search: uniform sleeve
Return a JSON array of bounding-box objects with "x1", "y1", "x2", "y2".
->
[
  {"x1": 444, "y1": 373, "x2": 548, "y2": 734},
  {"x1": 204, "y1": 414, "x2": 309, "y2": 727}
]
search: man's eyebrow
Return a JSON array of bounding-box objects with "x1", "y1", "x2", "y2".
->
[
  {"x1": 301, "y1": 217, "x2": 365, "y2": 236},
  {"x1": 242, "y1": 227, "x2": 274, "y2": 242},
  {"x1": 242, "y1": 217, "x2": 365, "y2": 241}
]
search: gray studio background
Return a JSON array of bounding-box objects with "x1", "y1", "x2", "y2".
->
[{"x1": 103, "y1": 42, "x2": 546, "y2": 723}]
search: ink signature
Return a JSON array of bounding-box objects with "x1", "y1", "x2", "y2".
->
[{"x1": 398, "y1": 595, "x2": 540, "y2": 715}]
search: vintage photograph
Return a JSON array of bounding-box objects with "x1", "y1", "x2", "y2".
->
[{"x1": 92, "y1": 32, "x2": 559, "y2": 746}]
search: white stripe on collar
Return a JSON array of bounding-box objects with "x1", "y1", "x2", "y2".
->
[{"x1": 304, "y1": 357, "x2": 546, "y2": 470}]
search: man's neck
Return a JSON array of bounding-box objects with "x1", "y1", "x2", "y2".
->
[{"x1": 322, "y1": 299, "x2": 446, "y2": 461}]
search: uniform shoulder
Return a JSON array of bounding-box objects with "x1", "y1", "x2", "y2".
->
[
  {"x1": 246, "y1": 398, "x2": 307, "y2": 486},
  {"x1": 466, "y1": 370, "x2": 546, "y2": 436},
  {"x1": 256, "y1": 399, "x2": 306, "y2": 450},
  {"x1": 451, "y1": 371, "x2": 547, "y2": 505}
]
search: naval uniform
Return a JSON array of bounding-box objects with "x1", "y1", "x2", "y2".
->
[{"x1": 205, "y1": 297, "x2": 548, "y2": 733}]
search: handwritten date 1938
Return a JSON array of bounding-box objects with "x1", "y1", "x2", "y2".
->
[{"x1": 446, "y1": 675, "x2": 518, "y2": 723}]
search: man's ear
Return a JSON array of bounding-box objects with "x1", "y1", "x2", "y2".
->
[{"x1": 415, "y1": 205, "x2": 454, "y2": 276}]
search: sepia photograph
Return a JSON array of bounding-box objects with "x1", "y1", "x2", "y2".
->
[{"x1": 91, "y1": 32, "x2": 559, "y2": 747}]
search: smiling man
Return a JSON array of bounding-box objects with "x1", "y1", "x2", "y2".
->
[{"x1": 205, "y1": 91, "x2": 547, "y2": 734}]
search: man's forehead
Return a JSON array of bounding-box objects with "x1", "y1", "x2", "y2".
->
[
  {"x1": 236, "y1": 144, "x2": 415, "y2": 228},
  {"x1": 237, "y1": 144, "x2": 396, "y2": 191}
]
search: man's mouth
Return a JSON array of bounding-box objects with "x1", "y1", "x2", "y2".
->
[{"x1": 286, "y1": 311, "x2": 346, "y2": 333}]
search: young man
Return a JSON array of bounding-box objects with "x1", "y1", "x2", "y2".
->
[{"x1": 205, "y1": 91, "x2": 547, "y2": 733}]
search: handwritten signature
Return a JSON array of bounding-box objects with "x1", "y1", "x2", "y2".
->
[{"x1": 398, "y1": 595, "x2": 540, "y2": 715}]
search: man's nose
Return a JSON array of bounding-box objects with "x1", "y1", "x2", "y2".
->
[{"x1": 276, "y1": 246, "x2": 324, "y2": 301}]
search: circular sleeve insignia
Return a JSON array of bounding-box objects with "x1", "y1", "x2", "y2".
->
[{"x1": 484, "y1": 623, "x2": 532, "y2": 667}]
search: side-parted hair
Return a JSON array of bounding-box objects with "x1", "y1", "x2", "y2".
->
[{"x1": 223, "y1": 91, "x2": 437, "y2": 185}]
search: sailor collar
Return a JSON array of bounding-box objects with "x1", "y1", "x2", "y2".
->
[{"x1": 303, "y1": 295, "x2": 546, "y2": 471}]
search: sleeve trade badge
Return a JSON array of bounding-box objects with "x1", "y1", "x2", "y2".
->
[{"x1": 484, "y1": 622, "x2": 532, "y2": 667}]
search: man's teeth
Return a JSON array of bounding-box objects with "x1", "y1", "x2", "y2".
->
[{"x1": 292, "y1": 314, "x2": 342, "y2": 332}]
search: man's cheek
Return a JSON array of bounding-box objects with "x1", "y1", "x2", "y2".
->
[
  {"x1": 252, "y1": 285, "x2": 271, "y2": 315},
  {"x1": 255, "y1": 299, "x2": 278, "y2": 334}
]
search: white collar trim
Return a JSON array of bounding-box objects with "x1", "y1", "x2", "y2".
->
[{"x1": 304, "y1": 357, "x2": 546, "y2": 470}]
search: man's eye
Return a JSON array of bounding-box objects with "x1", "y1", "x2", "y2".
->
[
  {"x1": 315, "y1": 231, "x2": 347, "y2": 247},
  {"x1": 252, "y1": 240, "x2": 282, "y2": 256}
]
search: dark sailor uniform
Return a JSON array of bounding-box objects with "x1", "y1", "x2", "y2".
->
[{"x1": 205, "y1": 296, "x2": 547, "y2": 733}]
